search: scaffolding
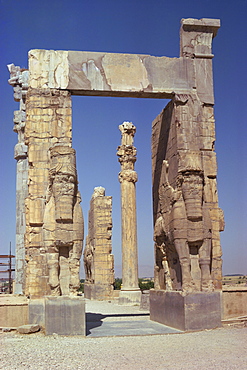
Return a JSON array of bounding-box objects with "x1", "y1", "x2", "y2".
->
[{"x1": 0, "y1": 243, "x2": 15, "y2": 293}]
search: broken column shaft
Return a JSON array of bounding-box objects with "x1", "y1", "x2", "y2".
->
[{"x1": 117, "y1": 122, "x2": 141, "y2": 305}]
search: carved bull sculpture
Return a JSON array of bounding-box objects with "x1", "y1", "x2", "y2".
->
[{"x1": 154, "y1": 160, "x2": 214, "y2": 293}]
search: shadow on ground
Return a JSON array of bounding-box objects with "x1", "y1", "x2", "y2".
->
[
  {"x1": 86, "y1": 312, "x2": 149, "y2": 335},
  {"x1": 86, "y1": 312, "x2": 181, "y2": 337}
]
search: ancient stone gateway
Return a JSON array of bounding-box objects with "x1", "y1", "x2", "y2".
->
[{"x1": 9, "y1": 18, "x2": 224, "y2": 330}]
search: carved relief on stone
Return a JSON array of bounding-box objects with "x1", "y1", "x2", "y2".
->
[
  {"x1": 117, "y1": 122, "x2": 138, "y2": 183},
  {"x1": 154, "y1": 160, "x2": 214, "y2": 293},
  {"x1": 46, "y1": 146, "x2": 77, "y2": 223},
  {"x1": 43, "y1": 145, "x2": 84, "y2": 296},
  {"x1": 8, "y1": 63, "x2": 29, "y2": 102},
  {"x1": 118, "y1": 169, "x2": 138, "y2": 184},
  {"x1": 8, "y1": 64, "x2": 29, "y2": 157},
  {"x1": 83, "y1": 236, "x2": 94, "y2": 283}
]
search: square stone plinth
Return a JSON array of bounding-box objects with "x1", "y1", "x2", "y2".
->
[
  {"x1": 29, "y1": 299, "x2": 45, "y2": 327},
  {"x1": 150, "y1": 290, "x2": 221, "y2": 331},
  {"x1": 45, "y1": 296, "x2": 85, "y2": 336},
  {"x1": 0, "y1": 295, "x2": 28, "y2": 328},
  {"x1": 118, "y1": 290, "x2": 142, "y2": 306}
]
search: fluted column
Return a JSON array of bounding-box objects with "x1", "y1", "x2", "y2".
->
[{"x1": 117, "y1": 122, "x2": 141, "y2": 305}]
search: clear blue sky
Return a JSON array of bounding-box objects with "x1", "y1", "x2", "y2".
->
[{"x1": 0, "y1": 0, "x2": 246, "y2": 276}]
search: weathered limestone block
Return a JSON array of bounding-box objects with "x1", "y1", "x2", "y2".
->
[
  {"x1": 28, "y1": 50, "x2": 195, "y2": 98},
  {"x1": 84, "y1": 187, "x2": 114, "y2": 300},
  {"x1": 45, "y1": 296, "x2": 85, "y2": 336},
  {"x1": 150, "y1": 290, "x2": 222, "y2": 331},
  {"x1": 0, "y1": 295, "x2": 29, "y2": 327},
  {"x1": 222, "y1": 287, "x2": 247, "y2": 319},
  {"x1": 117, "y1": 122, "x2": 141, "y2": 305},
  {"x1": 28, "y1": 50, "x2": 69, "y2": 89},
  {"x1": 180, "y1": 18, "x2": 220, "y2": 104}
]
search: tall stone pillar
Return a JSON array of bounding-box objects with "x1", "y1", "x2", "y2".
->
[
  {"x1": 8, "y1": 64, "x2": 29, "y2": 295},
  {"x1": 150, "y1": 19, "x2": 223, "y2": 331},
  {"x1": 117, "y1": 122, "x2": 141, "y2": 305}
]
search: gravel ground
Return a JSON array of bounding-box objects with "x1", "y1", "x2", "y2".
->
[
  {"x1": 1, "y1": 299, "x2": 247, "y2": 369},
  {"x1": 1, "y1": 327, "x2": 247, "y2": 369}
]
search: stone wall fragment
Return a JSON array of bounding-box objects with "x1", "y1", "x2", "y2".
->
[{"x1": 84, "y1": 187, "x2": 114, "y2": 300}]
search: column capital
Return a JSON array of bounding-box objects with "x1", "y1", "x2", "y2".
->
[
  {"x1": 180, "y1": 18, "x2": 220, "y2": 58},
  {"x1": 7, "y1": 64, "x2": 29, "y2": 102},
  {"x1": 118, "y1": 169, "x2": 138, "y2": 184},
  {"x1": 117, "y1": 145, "x2": 137, "y2": 166},
  {"x1": 119, "y1": 121, "x2": 136, "y2": 145}
]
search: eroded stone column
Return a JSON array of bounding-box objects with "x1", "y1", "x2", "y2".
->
[
  {"x1": 8, "y1": 64, "x2": 29, "y2": 295},
  {"x1": 117, "y1": 122, "x2": 141, "y2": 305}
]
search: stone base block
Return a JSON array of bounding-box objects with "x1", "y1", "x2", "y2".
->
[
  {"x1": 84, "y1": 283, "x2": 92, "y2": 299},
  {"x1": 140, "y1": 290, "x2": 150, "y2": 310},
  {"x1": 29, "y1": 299, "x2": 45, "y2": 327},
  {"x1": 84, "y1": 283, "x2": 114, "y2": 300},
  {"x1": 222, "y1": 287, "x2": 247, "y2": 319},
  {"x1": 45, "y1": 296, "x2": 85, "y2": 336},
  {"x1": 118, "y1": 289, "x2": 142, "y2": 306},
  {"x1": 0, "y1": 295, "x2": 28, "y2": 328},
  {"x1": 150, "y1": 290, "x2": 221, "y2": 331}
]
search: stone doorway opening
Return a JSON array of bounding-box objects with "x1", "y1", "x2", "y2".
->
[{"x1": 72, "y1": 95, "x2": 169, "y2": 279}]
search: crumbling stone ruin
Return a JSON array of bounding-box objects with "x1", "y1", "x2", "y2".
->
[
  {"x1": 8, "y1": 18, "x2": 224, "y2": 321},
  {"x1": 84, "y1": 187, "x2": 114, "y2": 300}
]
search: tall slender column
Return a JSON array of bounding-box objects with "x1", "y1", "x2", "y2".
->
[
  {"x1": 117, "y1": 122, "x2": 141, "y2": 305},
  {"x1": 8, "y1": 64, "x2": 29, "y2": 295}
]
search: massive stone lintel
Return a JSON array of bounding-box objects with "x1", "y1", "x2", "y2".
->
[
  {"x1": 28, "y1": 49, "x2": 195, "y2": 99},
  {"x1": 27, "y1": 19, "x2": 220, "y2": 104}
]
